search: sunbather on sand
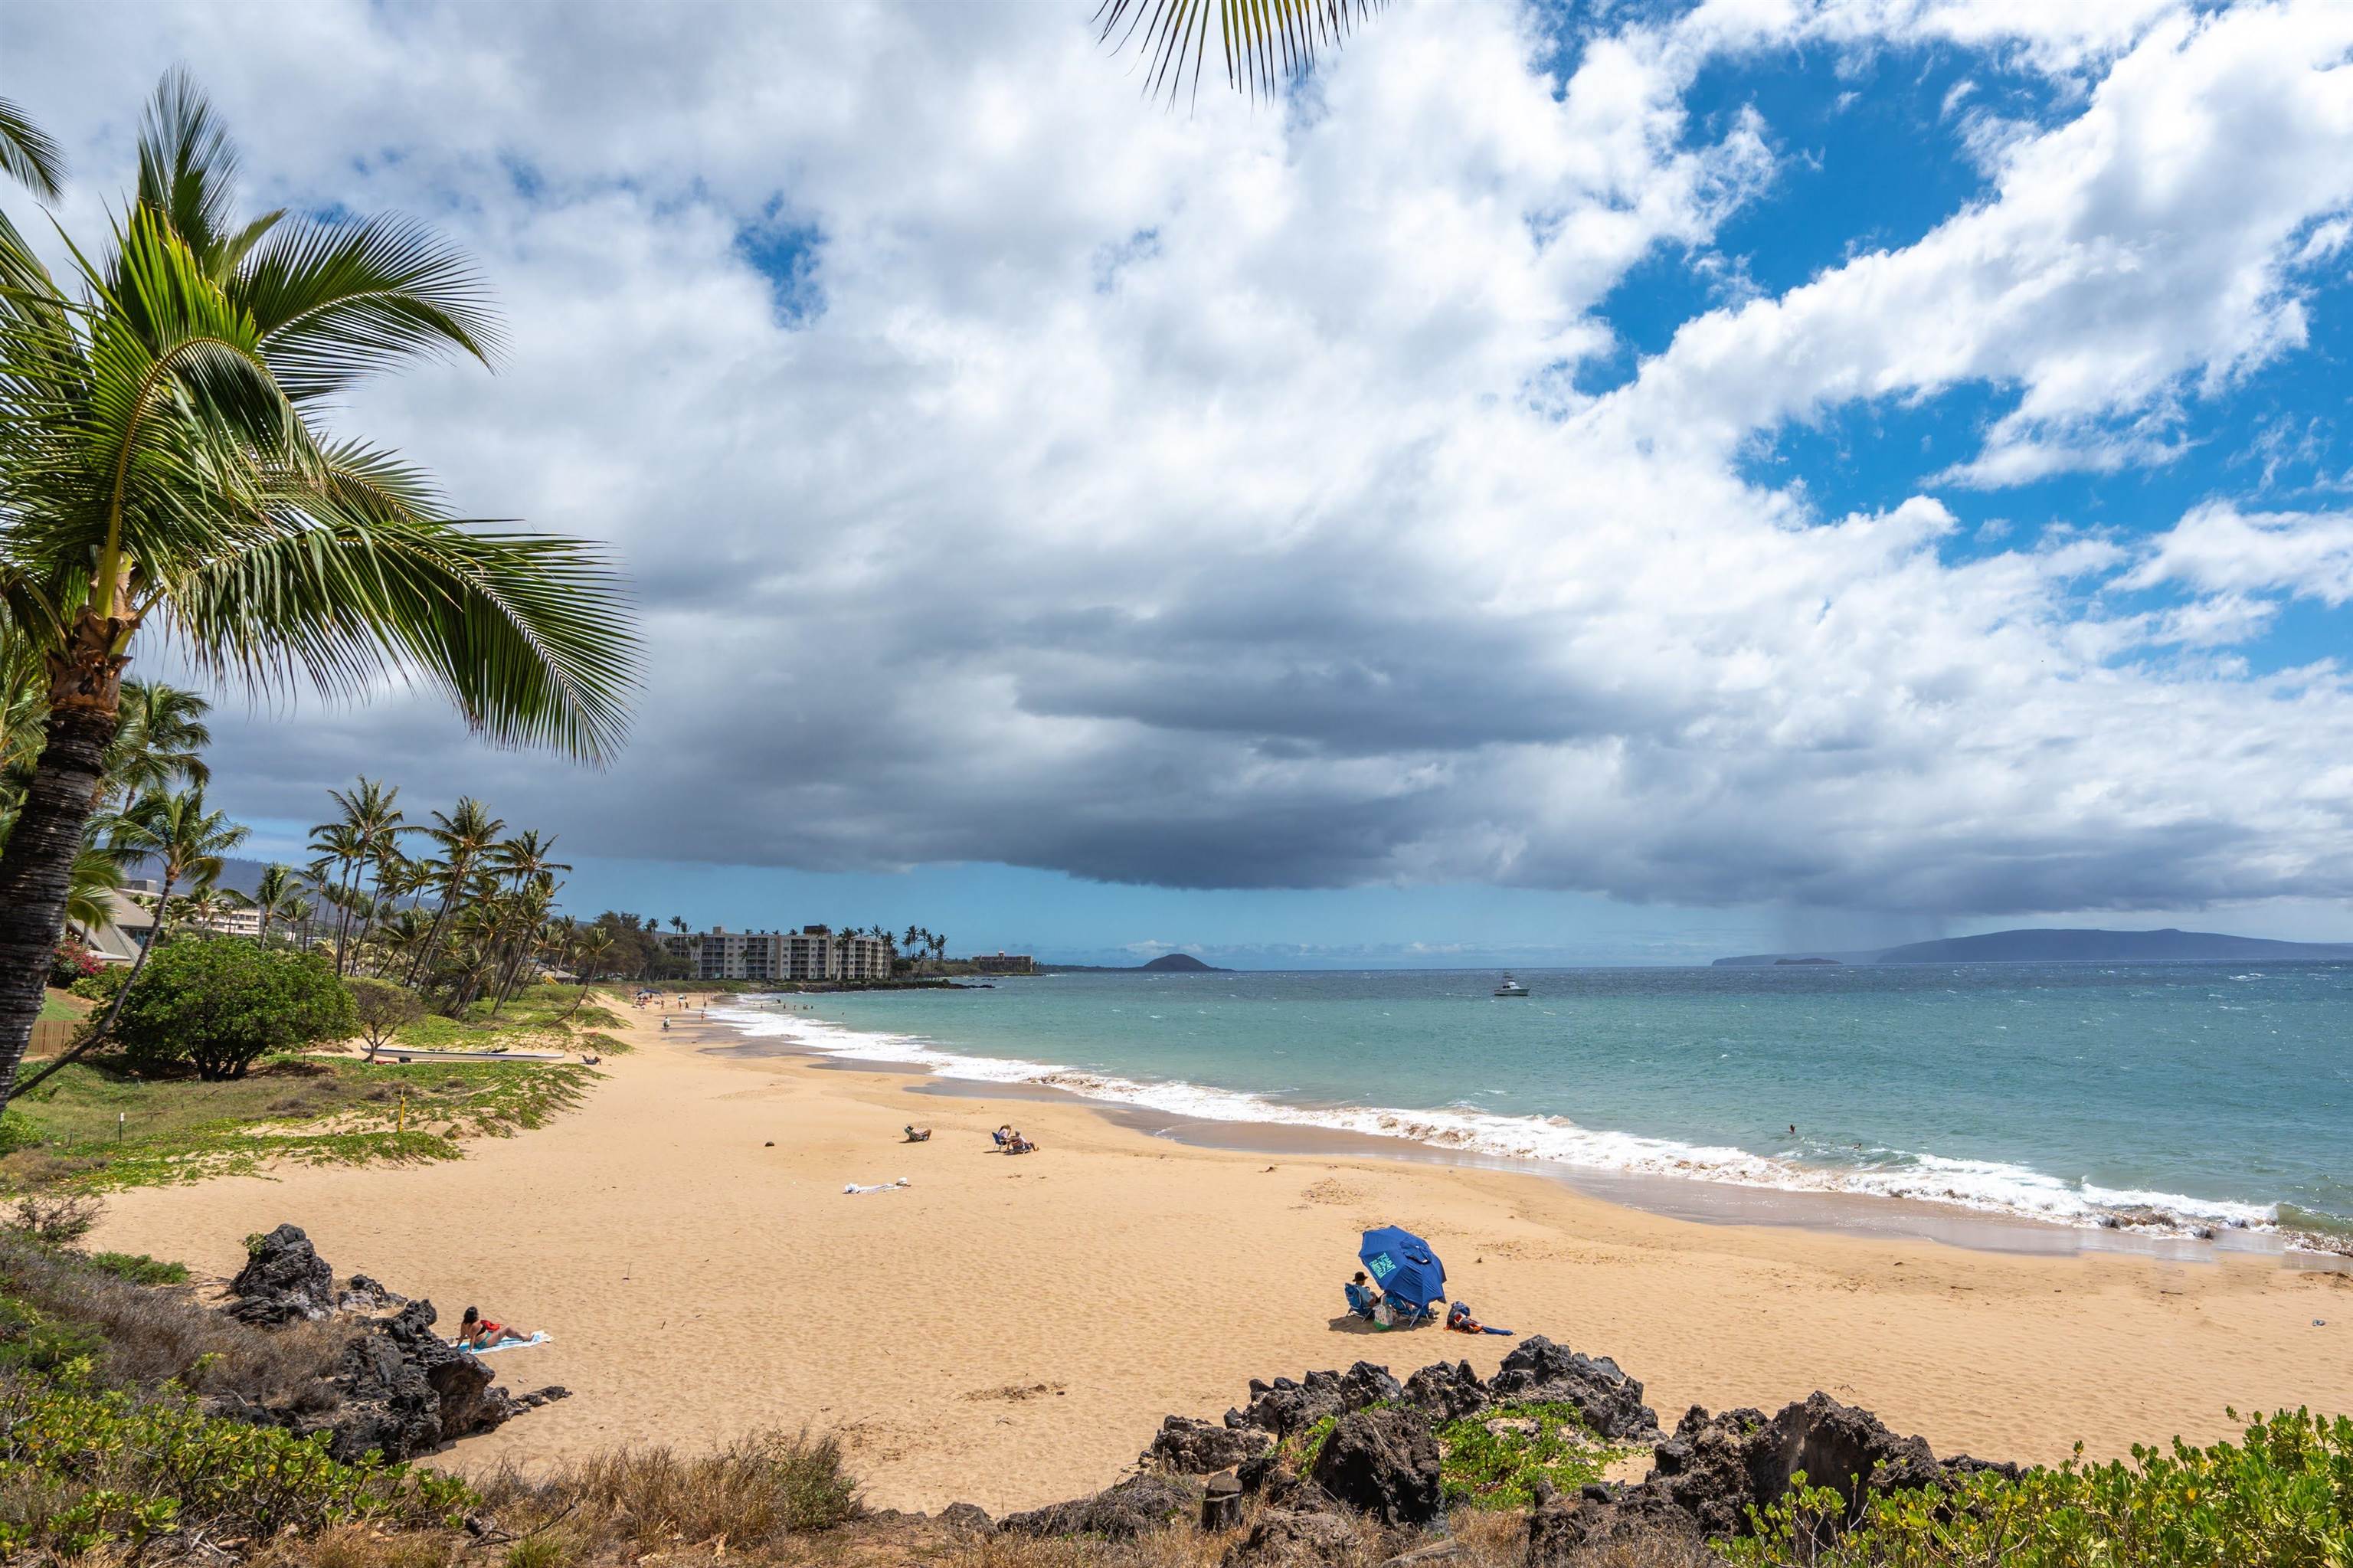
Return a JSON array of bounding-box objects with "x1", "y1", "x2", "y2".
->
[
  {"x1": 1006, "y1": 1129, "x2": 1038, "y2": 1154},
  {"x1": 457, "y1": 1305, "x2": 533, "y2": 1350},
  {"x1": 905, "y1": 1124, "x2": 932, "y2": 1141}
]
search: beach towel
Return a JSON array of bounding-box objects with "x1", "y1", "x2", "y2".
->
[
  {"x1": 458, "y1": 1331, "x2": 551, "y2": 1355},
  {"x1": 843, "y1": 1178, "x2": 912, "y2": 1194}
]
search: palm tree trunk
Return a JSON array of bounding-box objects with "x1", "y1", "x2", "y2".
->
[
  {"x1": 15, "y1": 863, "x2": 175, "y2": 1100},
  {"x1": 0, "y1": 630, "x2": 128, "y2": 1115}
]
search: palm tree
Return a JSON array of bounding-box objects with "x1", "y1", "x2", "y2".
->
[
  {"x1": 571, "y1": 925, "x2": 615, "y2": 1014},
  {"x1": 1098, "y1": 0, "x2": 1387, "y2": 103},
  {"x1": 250, "y1": 862, "x2": 299, "y2": 942},
  {"x1": 100, "y1": 680, "x2": 211, "y2": 806},
  {"x1": 0, "y1": 76, "x2": 637, "y2": 1115},
  {"x1": 410, "y1": 797, "x2": 503, "y2": 985},
  {"x1": 107, "y1": 786, "x2": 248, "y2": 943},
  {"x1": 315, "y1": 777, "x2": 407, "y2": 973},
  {"x1": 491, "y1": 829, "x2": 568, "y2": 891}
]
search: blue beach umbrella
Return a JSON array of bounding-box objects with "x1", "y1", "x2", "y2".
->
[{"x1": 1359, "y1": 1226, "x2": 1445, "y2": 1307}]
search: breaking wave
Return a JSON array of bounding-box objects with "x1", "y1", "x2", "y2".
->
[{"x1": 706, "y1": 1006, "x2": 2302, "y2": 1246}]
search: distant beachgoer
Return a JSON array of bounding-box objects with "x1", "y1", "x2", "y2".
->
[
  {"x1": 905, "y1": 1124, "x2": 932, "y2": 1142},
  {"x1": 1006, "y1": 1129, "x2": 1037, "y2": 1154},
  {"x1": 457, "y1": 1305, "x2": 532, "y2": 1350},
  {"x1": 1788, "y1": 1124, "x2": 1797, "y2": 1136},
  {"x1": 662, "y1": 1017, "x2": 671, "y2": 1031},
  {"x1": 993, "y1": 1124, "x2": 1013, "y2": 1148},
  {"x1": 1344, "y1": 1270, "x2": 1382, "y2": 1322}
]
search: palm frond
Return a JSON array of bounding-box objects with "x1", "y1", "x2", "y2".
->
[
  {"x1": 136, "y1": 68, "x2": 241, "y2": 270},
  {"x1": 0, "y1": 96, "x2": 64, "y2": 201},
  {"x1": 238, "y1": 213, "x2": 500, "y2": 400},
  {"x1": 1096, "y1": 0, "x2": 1387, "y2": 104},
  {"x1": 157, "y1": 444, "x2": 638, "y2": 764}
]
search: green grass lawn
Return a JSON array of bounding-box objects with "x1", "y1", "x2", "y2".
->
[
  {"x1": 0, "y1": 1052, "x2": 597, "y2": 1192},
  {"x1": 391, "y1": 983, "x2": 629, "y2": 1054},
  {"x1": 38, "y1": 990, "x2": 87, "y2": 1024}
]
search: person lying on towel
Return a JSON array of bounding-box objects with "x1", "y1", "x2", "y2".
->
[
  {"x1": 457, "y1": 1305, "x2": 535, "y2": 1350},
  {"x1": 905, "y1": 1124, "x2": 932, "y2": 1141}
]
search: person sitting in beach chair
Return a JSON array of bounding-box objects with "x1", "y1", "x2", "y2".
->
[
  {"x1": 993, "y1": 1124, "x2": 1012, "y2": 1149},
  {"x1": 457, "y1": 1305, "x2": 534, "y2": 1350},
  {"x1": 1446, "y1": 1299, "x2": 1514, "y2": 1336},
  {"x1": 1344, "y1": 1271, "x2": 1383, "y2": 1323},
  {"x1": 905, "y1": 1124, "x2": 932, "y2": 1142}
]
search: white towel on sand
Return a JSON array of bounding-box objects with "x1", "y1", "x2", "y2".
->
[
  {"x1": 457, "y1": 1331, "x2": 551, "y2": 1355},
  {"x1": 843, "y1": 1178, "x2": 912, "y2": 1194}
]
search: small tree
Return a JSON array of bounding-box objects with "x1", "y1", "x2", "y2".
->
[
  {"x1": 345, "y1": 977, "x2": 425, "y2": 1062},
  {"x1": 110, "y1": 937, "x2": 357, "y2": 1081}
]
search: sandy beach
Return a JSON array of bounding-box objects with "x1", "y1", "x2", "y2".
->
[{"x1": 89, "y1": 1002, "x2": 2353, "y2": 1514}]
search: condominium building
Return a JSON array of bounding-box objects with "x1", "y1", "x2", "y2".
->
[
  {"x1": 658, "y1": 925, "x2": 896, "y2": 983},
  {"x1": 970, "y1": 952, "x2": 1036, "y2": 974}
]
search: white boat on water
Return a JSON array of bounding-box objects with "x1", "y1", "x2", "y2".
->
[{"x1": 1493, "y1": 974, "x2": 1530, "y2": 997}]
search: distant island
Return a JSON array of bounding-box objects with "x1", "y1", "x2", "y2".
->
[
  {"x1": 1716, "y1": 926, "x2": 2353, "y2": 967},
  {"x1": 1036, "y1": 953, "x2": 1228, "y2": 973}
]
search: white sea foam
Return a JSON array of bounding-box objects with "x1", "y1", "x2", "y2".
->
[{"x1": 705, "y1": 1006, "x2": 2286, "y2": 1241}]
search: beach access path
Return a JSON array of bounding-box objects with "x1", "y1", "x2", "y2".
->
[{"x1": 90, "y1": 1000, "x2": 2353, "y2": 1514}]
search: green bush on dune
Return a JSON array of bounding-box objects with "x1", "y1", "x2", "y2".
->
[
  {"x1": 1730, "y1": 1408, "x2": 2353, "y2": 1568},
  {"x1": 85, "y1": 938, "x2": 356, "y2": 1082}
]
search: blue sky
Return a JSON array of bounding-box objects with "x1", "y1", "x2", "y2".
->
[{"x1": 16, "y1": 0, "x2": 2353, "y2": 966}]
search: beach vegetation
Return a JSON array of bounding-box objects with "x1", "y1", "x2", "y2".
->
[
  {"x1": 87, "y1": 935, "x2": 356, "y2": 1080},
  {"x1": 1438, "y1": 1401, "x2": 1630, "y2": 1510},
  {"x1": 0, "y1": 73, "x2": 637, "y2": 1124},
  {"x1": 0, "y1": 1051, "x2": 593, "y2": 1191},
  {"x1": 0, "y1": 1225, "x2": 345, "y2": 1397},
  {"x1": 348, "y1": 977, "x2": 427, "y2": 1059},
  {"x1": 1727, "y1": 1408, "x2": 2353, "y2": 1568},
  {"x1": 0, "y1": 1370, "x2": 474, "y2": 1558}
]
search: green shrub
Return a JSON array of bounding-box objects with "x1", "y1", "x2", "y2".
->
[
  {"x1": 1726, "y1": 1408, "x2": 2353, "y2": 1568},
  {"x1": 347, "y1": 977, "x2": 427, "y2": 1059},
  {"x1": 0, "y1": 1295, "x2": 106, "y2": 1377},
  {"x1": 110, "y1": 937, "x2": 358, "y2": 1081},
  {"x1": 1438, "y1": 1401, "x2": 1626, "y2": 1510},
  {"x1": 83, "y1": 1251, "x2": 189, "y2": 1286},
  {"x1": 0, "y1": 1371, "x2": 473, "y2": 1557}
]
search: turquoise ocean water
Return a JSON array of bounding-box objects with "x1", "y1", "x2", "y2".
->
[{"x1": 708, "y1": 964, "x2": 2353, "y2": 1246}]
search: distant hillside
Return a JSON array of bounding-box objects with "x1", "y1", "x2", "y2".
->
[
  {"x1": 1716, "y1": 927, "x2": 2353, "y2": 967},
  {"x1": 1038, "y1": 952, "x2": 1229, "y2": 973}
]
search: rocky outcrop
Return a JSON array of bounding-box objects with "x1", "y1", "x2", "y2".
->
[
  {"x1": 207, "y1": 1225, "x2": 558, "y2": 1462},
  {"x1": 1148, "y1": 1413, "x2": 1277, "y2": 1474},
  {"x1": 310, "y1": 1299, "x2": 524, "y2": 1462},
  {"x1": 1402, "y1": 1360, "x2": 1489, "y2": 1422},
  {"x1": 1306, "y1": 1406, "x2": 1443, "y2": 1527},
  {"x1": 224, "y1": 1224, "x2": 338, "y2": 1325},
  {"x1": 335, "y1": 1273, "x2": 409, "y2": 1314},
  {"x1": 1487, "y1": 1337, "x2": 1658, "y2": 1441},
  {"x1": 1226, "y1": 1361, "x2": 1405, "y2": 1438},
  {"x1": 1534, "y1": 1391, "x2": 2021, "y2": 1556},
  {"x1": 936, "y1": 1502, "x2": 993, "y2": 1532},
  {"x1": 1222, "y1": 1507, "x2": 1362, "y2": 1567},
  {"x1": 1000, "y1": 1473, "x2": 1203, "y2": 1538},
  {"x1": 1524, "y1": 1480, "x2": 1704, "y2": 1566}
]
